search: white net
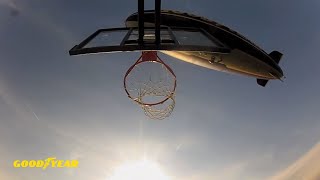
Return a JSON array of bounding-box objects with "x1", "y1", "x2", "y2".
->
[
  {"x1": 124, "y1": 51, "x2": 176, "y2": 120},
  {"x1": 140, "y1": 95, "x2": 175, "y2": 120}
]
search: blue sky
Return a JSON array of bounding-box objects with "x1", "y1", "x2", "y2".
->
[{"x1": 0, "y1": 0, "x2": 320, "y2": 179}]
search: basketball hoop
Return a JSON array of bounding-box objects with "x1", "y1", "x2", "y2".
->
[{"x1": 124, "y1": 51, "x2": 176, "y2": 120}]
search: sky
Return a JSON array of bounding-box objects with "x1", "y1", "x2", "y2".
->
[{"x1": 0, "y1": 0, "x2": 320, "y2": 179}]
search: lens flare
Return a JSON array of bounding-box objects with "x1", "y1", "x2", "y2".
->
[{"x1": 109, "y1": 159, "x2": 171, "y2": 180}]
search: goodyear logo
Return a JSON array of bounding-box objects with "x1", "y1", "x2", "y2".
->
[{"x1": 13, "y1": 157, "x2": 78, "y2": 169}]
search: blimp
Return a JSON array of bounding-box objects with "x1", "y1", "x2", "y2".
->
[{"x1": 125, "y1": 10, "x2": 284, "y2": 87}]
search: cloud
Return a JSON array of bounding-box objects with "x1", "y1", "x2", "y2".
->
[
  {"x1": 1, "y1": 0, "x2": 75, "y2": 45},
  {"x1": 0, "y1": 0, "x2": 20, "y2": 16},
  {"x1": 269, "y1": 142, "x2": 320, "y2": 180}
]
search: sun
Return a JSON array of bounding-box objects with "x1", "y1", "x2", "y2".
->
[{"x1": 108, "y1": 159, "x2": 171, "y2": 180}]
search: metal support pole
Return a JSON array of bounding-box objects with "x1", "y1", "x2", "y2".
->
[
  {"x1": 138, "y1": 0, "x2": 144, "y2": 45},
  {"x1": 155, "y1": 0, "x2": 161, "y2": 45}
]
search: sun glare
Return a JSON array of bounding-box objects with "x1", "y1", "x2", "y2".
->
[{"x1": 108, "y1": 159, "x2": 171, "y2": 180}]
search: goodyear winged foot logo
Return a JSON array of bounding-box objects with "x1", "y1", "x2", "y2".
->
[{"x1": 13, "y1": 157, "x2": 78, "y2": 169}]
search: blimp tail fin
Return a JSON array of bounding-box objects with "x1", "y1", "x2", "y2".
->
[
  {"x1": 256, "y1": 51, "x2": 283, "y2": 87},
  {"x1": 257, "y1": 79, "x2": 269, "y2": 87},
  {"x1": 269, "y1": 51, "x2": 283, "y2": 64}
]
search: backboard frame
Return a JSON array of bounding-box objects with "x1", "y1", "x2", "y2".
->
[{"x1": 69, "y1": 26, "x2": 231, "y2": 56}]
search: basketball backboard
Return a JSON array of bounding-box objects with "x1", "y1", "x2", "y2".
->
[{"x1": 69, "y1": 27, "x2": 230, "y2": 56}]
